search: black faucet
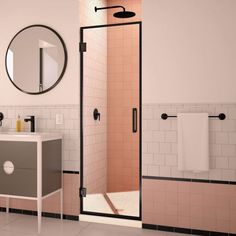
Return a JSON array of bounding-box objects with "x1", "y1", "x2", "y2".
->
[
  {"x1": 0, "y1": 112, "x2": 4, "y2": 127},
  {"x1": 24, "y1": 116, "x2": 35, "y2": 132}
]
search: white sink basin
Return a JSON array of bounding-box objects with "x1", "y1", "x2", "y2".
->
[{"x1": 0, "y1": 132, "x2": 62, "y2": 142}]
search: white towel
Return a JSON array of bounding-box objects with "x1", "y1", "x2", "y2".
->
[{"x1": 178, "y1": 113, "x2": 209, "y2": 172}]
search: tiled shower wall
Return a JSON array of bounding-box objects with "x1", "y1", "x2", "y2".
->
[
  {"x1": 106, "y1": 0, "x2": 142, "y2": 193},
  {"x1": 80, "y1": 0, "x2": 108, "y2": 194},
  {"x1": 142, "y1": 103, "x2": 236, "y2": 181},
  {"x1": 107, "y1": 24, "x2": 140, "y2": 192},
  {"x1": 0, "y1": 104, "x2": 79, "y2": 171}
]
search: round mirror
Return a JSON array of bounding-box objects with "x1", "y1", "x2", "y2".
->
[{"x1": 5, "y1": 25, "x2": 67, "y2": 94}]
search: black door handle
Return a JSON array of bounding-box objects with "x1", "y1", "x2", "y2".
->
[
  {"x1": 93, "y1": 108, "x2": 101, "y2": 121},
  {"x1": 132, "y1": 108, "x2": 137, "y2": 133}
]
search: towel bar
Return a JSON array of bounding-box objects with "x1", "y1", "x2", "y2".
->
[{"x1": 161, "y1": 113, "x2": 226, "y2": 120}]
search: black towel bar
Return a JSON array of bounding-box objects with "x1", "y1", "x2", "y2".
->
[{"x1": 161, "y1": 113, "x2": 226, "y2": 120}]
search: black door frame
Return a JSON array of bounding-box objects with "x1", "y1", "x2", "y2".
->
[{"x1": 80, "y1": 21, "x2": 142, "y2": 221}]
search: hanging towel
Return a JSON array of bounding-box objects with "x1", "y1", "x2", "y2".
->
[{"x1": 178, "y1": 113, "x2": 209, "y2": 172}]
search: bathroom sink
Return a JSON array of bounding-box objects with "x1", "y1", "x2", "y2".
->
[{"x1": 0, "y1": 132, "x2": 62, "y2": 141}]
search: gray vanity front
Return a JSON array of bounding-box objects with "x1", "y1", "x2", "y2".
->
[{"x1": 0, "y1": 138, "x2": 62, "y2": 197}]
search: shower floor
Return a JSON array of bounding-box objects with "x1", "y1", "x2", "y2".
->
[{"x1": 83, "y1": 191, "x2": 139, "y2": 217}]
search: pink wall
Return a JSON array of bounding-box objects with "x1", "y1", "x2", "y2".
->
[
  {"x1": 107, "y1": 24, "x2": 140, "y2": 192},
  {"x1": 143, "y1": 0, "x2": 236, "y2": 103},
  {"x1": 143, "y1": 178, "x2": 236, "y2": 234},
  {"x1": 106, "y1": 0, "x2": 142, "y2": 193}
]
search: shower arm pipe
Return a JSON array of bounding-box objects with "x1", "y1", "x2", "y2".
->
[{"x1": 95, "y1": 6, "x2": 126, "y2": 13}]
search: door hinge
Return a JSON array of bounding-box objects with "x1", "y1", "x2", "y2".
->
[
  {"x1": 80, "y1": 187, "x2": 87, "y2": 197},
  {"x1": 79, "y1": 42, "x2": 87, "y2": 52}
]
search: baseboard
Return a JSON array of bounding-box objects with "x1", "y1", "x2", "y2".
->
[
  {"x1": 0, "y1": 207, "x2": 79, "y2": 221},
  {"x1": 142, "y1": 223, "x2": 236, "y2": 236},
  {"x1": 80, "y1": 214, "x2": 142, "y2": 228}
]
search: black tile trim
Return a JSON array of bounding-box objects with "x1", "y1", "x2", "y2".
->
[
  {"x1": 142, "y1": 176, "x2": 236, "y2": 185},
  {"x1": 0, "y1": 207, "x2": 79, "y2": 221},
  {"x1": 63, "y1": 170, "x2": 80, "y2": 174},
  {"x1": 142, "y1": 224, "x2": 235, "y2": 235}
]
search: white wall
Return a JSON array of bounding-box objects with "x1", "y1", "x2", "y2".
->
[
  {"x1": 0, "y1": 0, "x2": 79, "y2": 105},
  {"x1": 143, "y1": 0, "x2": 236, "y2": 104}
]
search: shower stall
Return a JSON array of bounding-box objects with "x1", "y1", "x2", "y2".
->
[{"x1": 80, "y1": 21, "x2": 142, "y2": 220}]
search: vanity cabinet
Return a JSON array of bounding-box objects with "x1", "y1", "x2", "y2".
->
[{"x1": 0, "y1": 133, "x2": 62, "y2": 234}]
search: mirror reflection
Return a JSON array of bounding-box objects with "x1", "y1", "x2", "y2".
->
[{"x1": 6, "y1": 25, "x2": 67, "y2": 94}]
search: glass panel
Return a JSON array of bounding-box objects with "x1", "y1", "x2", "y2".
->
[{"x1": 83, "y1": 24, "x2": 140, "y2": 217}]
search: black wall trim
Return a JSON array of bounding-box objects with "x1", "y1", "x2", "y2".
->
[
  {"x1": 142, "y1": 176, "x2": 236, "y2": 185},
  {"x1": 0, "y1": 207, "x2": 79, "y2": 221},
  {"x1": 63, "y1": 170, "x2": 80, "y2": 175},
  {"x1": 142, "y1": 224, "x2": 236, "y2": 236}
]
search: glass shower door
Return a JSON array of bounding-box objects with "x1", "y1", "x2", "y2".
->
[{"x1": 81, "y1": 23, "x2": 141, "y2": 219}]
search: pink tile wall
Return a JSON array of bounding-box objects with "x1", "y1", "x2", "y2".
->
[
  {"x1": 0, "y1": 173, "x2": 80, "y2": 216},
  {"x1": 107, "y1": 23, "x2": 140, "y2": 192},
  {"x1": 106, "y1": 0, "x2": 141, "y2": 193},
  {"x1": 142, "y1": 178, "x2": 236, "y2": 234}
]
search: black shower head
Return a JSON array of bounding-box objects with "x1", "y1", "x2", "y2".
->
[
  {"x1": 95, "y1": 5, "x2": 136, "y2": 19},
  {"x1": 113, "y1": 10, "x2": 136, "y2": 18}
]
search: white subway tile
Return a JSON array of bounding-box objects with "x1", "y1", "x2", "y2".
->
[
  {"x1": 228, "y1": 107, "x2": 236, "y2": 119},
  {"x1": 215, "y1": 132, "x2": 228, "y2": 144},
  {"x1": 152, "y1": 131, "x2": 165, "y2": 142},
  {"x1": 147, "y1": 142, "x2": 160, "y2": 153},
  {"x1": 160, "y1": 166, "x2": 171, "y2": 177},
  {"x1": 143, "y1": 154, "x2": 154, "y2": 165},
  {"x1": 160, "y1": 120, "x2": 172, "y2": 131},
  {"x1": 165, "y1": 131, "x2": 177, "y2": 143},
  {"x1": 210, "y1": 158, "x2": 216, "y2": 169},
  {"x1": 7, "y1": 110, "x2": 15, "y2": 119},
  {"x1": 229, "y1": 158, "x2": 236, "y2": 169},
  {"x1": 171, "y1": 120, "x2": 177, "y2": 131},
  {"x1": 160, "y1": 143, "x2": 171, "y2": 154},
  {"x1": 142, "y1": 143, "x2": 148, "y2": 153},
  {"x1": 221, "y1": 169, "x2": 235, "y2": 181},
  {"x1": 148, "y1": 165, "x2": 160, "y2": 176},
  {"x1": 209, "y1": 169, "x2": 222, "y2": 180},
  {"x1": 146, "y1": 120, "x2": 160, "y2": 131},
  {"x1": 209, "y1": 120, "x2": 222, "y2": 131},
  {"x1": 142, "y1": 165, "x2": 148, "y2": 175},
  {"x1": 183, "y1": 171, "x2": 197, "y2": 179},
  {"x1": 222, "y1": 120, "x2": 236, "y2": 132},
  {"x1": 153, "y1": 154, "x2": 165, "y2": 165},
  {"x1": 170, "y1": 167, "x2": 184, "y2": 178},
  {"x1": 143, "y1": 131, "x2": 153, "y2": 142},
  {"x1": 171, "y1": 143, "x2": 178, "y2": 154},
  {"x1": 165, "y1": 154, "x2": 177, "y2": 166},
  {"x1": 210, "y1": 144, "x2": 221, "y2": 156},
  {"x1": 215, "y1": 157, "x2": 229, "y2": 169},
  {"x1": 221, "y1": 144, "x2": 236, "y2": 156},
  {"x1": 195, "y1": 172, "x2": 209, "y2": 180},
  {"x1": 209, "y1": 132, "x2": 216, "y2": 144},
  {"x1": 229, "y1": 133, "x2": 236, "y2": 144},
  {"x1": 143, "y1": 106, "x2": 154, "y2": 119}
]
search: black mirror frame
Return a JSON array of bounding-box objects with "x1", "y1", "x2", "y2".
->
[{"x1": 5, "y1": 24, "x2": 68, "y2": 95}]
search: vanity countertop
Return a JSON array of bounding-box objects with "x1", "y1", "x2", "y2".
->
[{"x1": 0, "y1": 132, "x2": 62, "y2": 142}]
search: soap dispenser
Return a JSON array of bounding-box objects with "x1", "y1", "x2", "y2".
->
[{"x1": 16, "y1": 115, "x2": 22, "y2": 132}]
